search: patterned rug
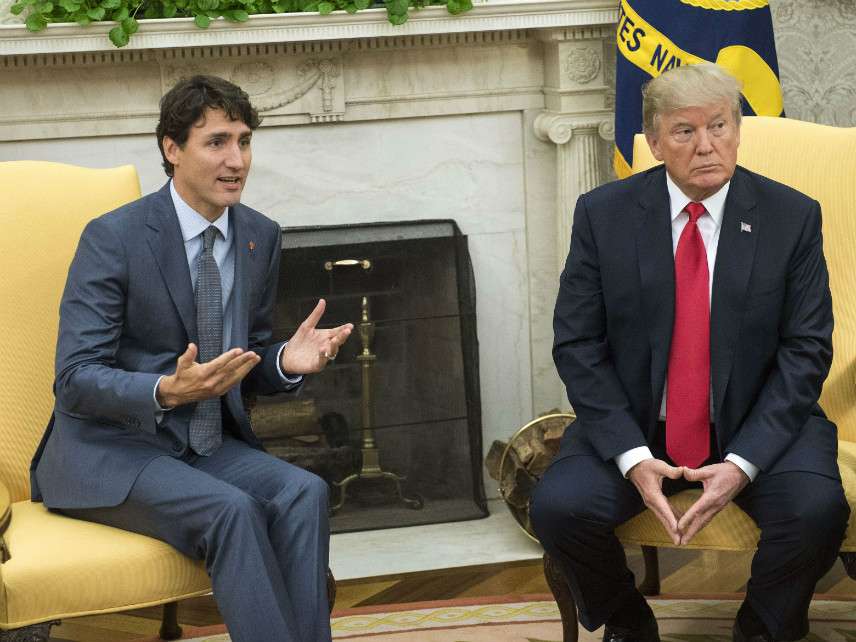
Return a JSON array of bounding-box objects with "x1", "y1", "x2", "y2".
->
[{"x1": 139, "y1": 595, "x2": 856, "y2": 641}]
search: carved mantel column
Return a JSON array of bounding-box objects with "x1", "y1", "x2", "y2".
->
[
  {"x1": 532, "y1": 24, "x2": 615, "y2": 273},
  {"x1": 534, "y1": 111, "x2": 613, "y2": 271}
]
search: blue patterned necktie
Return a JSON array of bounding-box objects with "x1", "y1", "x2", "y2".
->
[{"x1": 189, "y1": 225, "x2": 223, "y2": 455}]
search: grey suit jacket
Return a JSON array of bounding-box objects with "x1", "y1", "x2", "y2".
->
[{"x1": 31, "y1": 183, "x2": 292, "y2": 509}]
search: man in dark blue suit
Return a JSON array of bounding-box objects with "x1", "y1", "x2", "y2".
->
[
  {"x1": 30, "y1": 76, "x2": 352, "y2": 642},
  {"x1": 530, "y1": 63, "x2": 849, "y2": 642}
]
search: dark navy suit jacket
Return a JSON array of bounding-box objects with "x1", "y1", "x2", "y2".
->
[
  {"x1": 553, "y1": 164, "x2": 839, "y2": 479},
  {"x1": 31, "y1": 183, "x2": 292, "y2": 509}
]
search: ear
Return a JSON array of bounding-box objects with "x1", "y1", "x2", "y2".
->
[
  {"x1": 645, "y1": 131, "x2": 665, "y2": 162},
  {"x1": 162, "y1": 136, "x2": 181, "y2": 168}
]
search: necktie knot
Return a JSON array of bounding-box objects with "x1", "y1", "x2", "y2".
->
[
  {"x1": 685, "y1": 201, "x2": 706, "y2": 224},
  {"x1": 202, "y1": 225, "x2": 219, "y2": 252}
]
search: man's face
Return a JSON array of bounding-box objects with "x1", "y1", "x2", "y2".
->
[
  {"x1": 163, "y1": 107, "x2": 252, "y2": 222},
  {"x1": 645, "y1": 99, "x2": 740, "y2": 202}
]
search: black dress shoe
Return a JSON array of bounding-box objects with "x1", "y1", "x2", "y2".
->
[
  {"x1": 602, "y1": 613, "x2": 660, "y2": 642},
  {"x1": 732, "y1": 618, "x2": 773, "y2": 641}
]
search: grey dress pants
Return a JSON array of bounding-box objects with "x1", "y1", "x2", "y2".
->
[{"x1": 63, "y1": 435, "x2": 331, "y2": 642}]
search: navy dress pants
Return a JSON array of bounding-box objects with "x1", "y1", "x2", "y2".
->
[
  {"x1": 63, "y1": 436, "x2": 331, "y2": 642},
  {"x1": 530, "y1": 454, "x2": 849, "y2": 640}
]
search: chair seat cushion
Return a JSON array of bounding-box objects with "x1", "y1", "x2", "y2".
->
[
  {"x1": 616, "y1": 440, "x2": 856, "y2": 552},
  {"x1": 0, "y1": 501, "x2": 210, "y2": 629}
]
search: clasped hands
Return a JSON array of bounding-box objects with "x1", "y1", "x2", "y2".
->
[
  {"x1": 626, "y1": 458, "x2": 749, "y2": 546},
  {"x1": 156, "y1": 299, "x2": 352, "y2": 408}
]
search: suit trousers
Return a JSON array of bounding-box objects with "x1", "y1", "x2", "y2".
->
[
  {"x1": 62, "y1": 435, "x2": 331, "y2": 642},
  {"x1": 530, "y1": 454, "x2": 849, "y2": 640}
]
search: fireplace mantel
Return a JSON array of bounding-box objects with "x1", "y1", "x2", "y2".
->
[
  {"x1": 0, "y1": 0, "x2": 616, "y2": 54},
  {"x1": 0, "y1": 0, "x2": 618, "y2": 495}
]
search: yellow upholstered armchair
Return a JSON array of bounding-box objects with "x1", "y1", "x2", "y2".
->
[
  {"x1": 0, "y1": 162, "x2": 213, "y2": 641},
  {"x1": 543, "y1": 117, "x2": 856, "y2": 641}
]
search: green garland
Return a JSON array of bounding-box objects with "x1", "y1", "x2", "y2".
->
[{"x1": 10, "y1": 0, "x2": 473, "y2": 47}]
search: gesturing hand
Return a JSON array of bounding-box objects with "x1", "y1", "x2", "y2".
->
[
  {"x1": 627, "y1": 458, "x2": 685, "y2": 545},
  {"x1": 156, "y1": 343, "x2": 261, "y2": 408},
  {"x1": 677, "y1": 462, "x2": 749, "y2": 545},
  {"x1": 281, "y1": 299, "x2": 353, "y2": 375}
]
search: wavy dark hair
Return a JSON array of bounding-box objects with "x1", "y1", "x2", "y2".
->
[{"x1": 156, "y1": 75, "x2": 262, "y2": 177}]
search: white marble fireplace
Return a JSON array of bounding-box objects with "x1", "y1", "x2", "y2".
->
[{"x1": 0, "y1": 0, "x2": 619, "y2": 500}]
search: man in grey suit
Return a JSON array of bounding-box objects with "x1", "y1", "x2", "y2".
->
[{"x1": 30, "y1": 75, "x2": 352, "y2": 642}]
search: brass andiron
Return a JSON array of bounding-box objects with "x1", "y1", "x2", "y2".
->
[{"x1": 330, "y1": 295, "x2": 423, "y2": 513}]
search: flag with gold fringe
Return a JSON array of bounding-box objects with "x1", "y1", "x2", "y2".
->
[{"x1": 614, "y1": 0, "x2": 784, "y2": 178}]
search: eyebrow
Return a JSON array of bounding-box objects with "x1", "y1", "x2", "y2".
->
[{"x1": 206, "y1": 130, "x2": 253, "y2": 140}]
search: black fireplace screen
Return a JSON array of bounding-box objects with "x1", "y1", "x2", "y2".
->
[{"x1": 251, "y1": 220, "x2": 488, "y2": 533}]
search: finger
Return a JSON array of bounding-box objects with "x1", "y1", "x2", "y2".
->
[
  {"x1": 680, "y1": 510, "x2": 713, "y2": 545},
  {"x1": 682, "y1": 466, "x2": 712, "y2": 482},
  {"x1": 219, "y1": 356, "x2": 262, "y2": 390},
  {"x1": 662, "y1": 464, "x2": 685, "y2": 480},
  {"x1": 302, "y1": 299, "x2": 326, "y2": 331},
  {"x1": 646, "y1": 493, "x2": 680, "y2": 544},
  {"x1": 203, "y1": 348, "x2": 247, "y2": 371},
  {"x1": 328, "y1": 327, "x2": 353, "y2": 350},
  {"x1": 176, "y1": 343, "x2": 197, "y2": 371}
]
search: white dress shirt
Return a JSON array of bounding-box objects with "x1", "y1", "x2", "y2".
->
[{"x1": 614, "y1": 173, "x2": 759, "y2": 481}]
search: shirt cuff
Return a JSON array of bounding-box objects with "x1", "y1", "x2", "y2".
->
[
  {"x1": 276, "y1": 342, "x2": 303, "y2": 388},
  {"x1": 615, "y1": 446, "x2": 654, "y2": 478},
  {"x1": 153, "y1": 375, "x2": 173, "y2": 425},
  {"x1": 725, "y1": 453, "x2": 759, "y2": 482}
]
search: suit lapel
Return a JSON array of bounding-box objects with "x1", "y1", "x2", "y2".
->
[
  {"x1": 635, "y1": 168, "x2": 675, "y2": 431},
  {"x1": 146, "y1": 183, "x2": 197, "y2": 343},
  {"x1": 230, "y1": 205, "x2": 251, "y2": 350},
  {"x1": 710, "y1": 168, "x2": 758, "y2": 427}
]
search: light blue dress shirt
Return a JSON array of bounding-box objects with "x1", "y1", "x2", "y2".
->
[{"x1": 153, "y1": 182, "x2": 300, "y2": 417}]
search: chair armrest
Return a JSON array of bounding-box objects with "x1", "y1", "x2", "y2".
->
[{"x1": 0, "y1": 481, "x2": 10, "y2": 563}]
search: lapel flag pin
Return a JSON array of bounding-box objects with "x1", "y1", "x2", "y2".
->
[
  {"x1": 740, "y1": 222, "x2": 752, "y2": 233},
  {"x1": 248, "y1": 241, "x2": 255, "y2": 252}
]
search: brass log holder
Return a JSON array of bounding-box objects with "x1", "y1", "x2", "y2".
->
[{"x1": 326, "y1": 259, "x2": 423, "y2": 514}]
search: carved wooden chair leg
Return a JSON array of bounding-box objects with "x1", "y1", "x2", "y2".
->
[
  {"x1": 840, "y1": 552, "x2": 856, "y2": 580},
  {"x1": 638, "y1": 545, "x2": 661, "y2": 596},
  {"x1": 159, "y1": 602, "x2": 182, "y2": 640},
  {"x1": 327, "y1": 568, "x2": 337, "y2": 613},
  {"x1": 0, "y1": 621, "x2": 59, "y2": 642},
  {"x1": 543, "y1": 552, "x2": 579, "y2": 642}
]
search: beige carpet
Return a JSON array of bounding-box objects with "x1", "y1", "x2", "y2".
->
[{"x1": 141, "y1": 595, "x2": 856, "y2": 641}]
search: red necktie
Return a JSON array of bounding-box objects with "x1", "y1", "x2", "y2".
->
[{"x1": 666, "y1": 201, "x2": 710, "y2": 468}]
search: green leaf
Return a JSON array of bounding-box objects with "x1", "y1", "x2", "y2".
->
[
  {"x1": 343, "y1": 2, "x2": 356, "y2": 12},
  {"x1": 73, "y1": 11, "x2": 91, "y2": 23},
  {"x1": 222, "y1": 8, "x2": 248, "y2": 19},
  {"x1": 317, "y1": 1, "x2": 332, "y2": 12},
  {"x1": 353, "y1": 0, "x2": 369, "y2": 8},
  {"x1": 384, "y1": 0, "x2": 406, "y2": 13},
  {"x1": 121, "y1": 16, "x2": 138, "y2": 32},
  {"x1": 142, "y1": 4, "x2": 158, "y2": 16},
  {"x1": 387, "y1": 9, "x2": 406, "y2": 23},
  {"x1": 299, "y1": 0, "x2": 317, "y2": 10},
  {"x1": 109, "y1": 24, "x2": 129, "y2": 46},
  {"x1": 102, "y1": 0, "x2": 121, "y2": 8},
  {"x1": 36, "y1": 2, "x2": 52, "y2": 12},
  {"x1": 9, "y1": 3, "x2": 25, "y2": 14},
  {"x1": 193, "y1": 12, "x2": 210, "y2": 26},
  {"x1": 25, "y1": 12, "x2": 48, "y2": 30},
  {"x1": 162, "y1": 2, "x2": 177, "y2": 16},
  {"x1": 445, "y1": 0, "x2": 469, "y2": 13},
  {"x1": 86, "y1": 6, "x2": 105, "y2": 19},
  {"x1": 112, "y1": 6, "x2": 128, "y2": 19},
  {"x1": 58, "y1": 0, "x2": 80, "y2": 11}
]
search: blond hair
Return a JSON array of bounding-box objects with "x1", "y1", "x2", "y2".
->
[{"x1": 642, "y1": 63, "x2": 743, "y2": 134}]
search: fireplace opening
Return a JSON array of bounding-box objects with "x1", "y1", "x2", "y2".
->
[{"x1": 251, "y1": 220, "x2": 488, "y2": 533}]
